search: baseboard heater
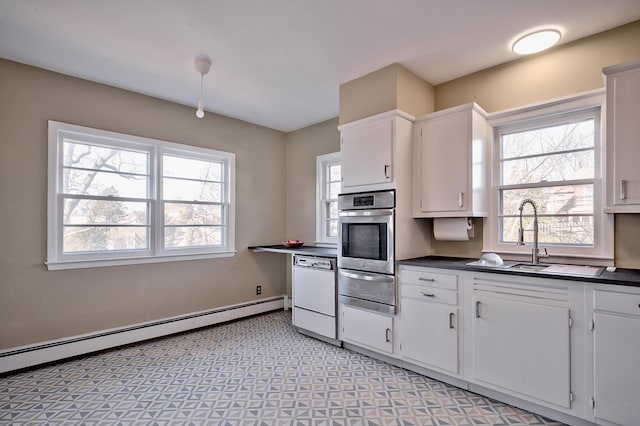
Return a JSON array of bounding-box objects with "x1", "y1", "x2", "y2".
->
[{"x1": 0, "y1": 296, "x2": 285, "y2": 374}]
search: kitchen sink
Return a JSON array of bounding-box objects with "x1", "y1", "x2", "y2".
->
[
  {"x1": 509, "y1": 263, "x2": 550, "y2": 272},
  {"x1": 466, "y1": 258, "x2": 605, "y2": 277}
]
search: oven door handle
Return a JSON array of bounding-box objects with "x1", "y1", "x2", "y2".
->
[
  {"x1": 339, "y1": 270, "x2": 393, "y2": 282},
  {"x1": 338, "y1": 209, "x2": 393, "y2": 218}
]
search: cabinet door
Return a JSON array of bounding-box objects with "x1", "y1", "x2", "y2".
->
[
  {"x1": 472, "y1": 296, "x2": 571, "y2": 407},
  {"x1": 399, "y1": 298, "x2": 458, "y2": 374},
  {"x1": 608, "y1": 67, "x2": 640, "y2": 207},
  {"x1": 593, "y1": 312, "x2": 640, "y2": 425},
  {"x1": 340, "y1": 304, "x2": 393, "y2": 354},
  {"x1": 341, "y1": 119, "x2": 393, "y2": 190},
  {"x1": 418, "y1": 112, "x2": 469, "y2": 213}
]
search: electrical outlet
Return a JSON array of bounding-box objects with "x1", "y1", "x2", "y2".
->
[{"x1": 256, "y1": 285, "x2": 262, "y2": 295}]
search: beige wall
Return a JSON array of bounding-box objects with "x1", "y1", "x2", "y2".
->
[
  {"x1": 339, "y1": 63, "x2": 434, "y2": 124},
  {"x1": 0, "y1": 59, "x2": 289, "y2": 349},
  {"x1": 435, "y1": 21, "x2": 640, "y2": 113},
  {"x1": 283, "y1": 118, "x2": 341, "y2": 293},
  {"x1": 429, "y1": 21, "x2": 640, "y2": 268},
  {"x1": 285, "y1": 118, "x2": 341, "y2": 243}
]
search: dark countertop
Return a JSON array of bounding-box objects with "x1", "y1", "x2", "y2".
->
[
  {"x1": 397, "y1": 256, "x2": 640, "y2": 287},
  {"x1": 249, "y1": 244, "x2": 338, "y2": 258}
]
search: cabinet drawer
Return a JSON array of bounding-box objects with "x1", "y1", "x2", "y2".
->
[
  {"x1": 594, "y1": 290, "x2": 640, "y2": 316},
  {"x1": 399, "y1": 269, "x2": 457, "y2": 290},
  {"x1": 400, "y1": 284, "x2": 458, "y2": 305}
]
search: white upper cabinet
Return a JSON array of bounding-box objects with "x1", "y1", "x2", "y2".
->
[
  {"x1": 339, "y1": 110, "x2": 413, "y2": 194},
  {"x1": 413, "y1": 103, "x2": 488, "y2": 217},
  {"x1": 604, "y1": 60, "x2": 640, "y2": 212}
]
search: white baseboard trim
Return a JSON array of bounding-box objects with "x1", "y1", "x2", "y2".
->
[{"x1": 0, "y1": 296, "x2": 286, "y2": 374}]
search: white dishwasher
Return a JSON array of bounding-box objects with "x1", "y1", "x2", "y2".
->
[{"x1": 292, "y1": 255, "x2": 339, "y2": 345}]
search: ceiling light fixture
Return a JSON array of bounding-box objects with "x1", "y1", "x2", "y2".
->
[
  {"x1": 512, "y1": 29, "x2": 561, "y2": 55},
  {"x1": 194, "y1": 57, "x2": 212, "y2": 118}
]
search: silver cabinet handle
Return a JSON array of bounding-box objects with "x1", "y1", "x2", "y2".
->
[
  {"x1": 449, "y1": 312, "x2": 455, "y2": 329},
  {"x1": 384, "y1": 164, "x2": 390, "y2": 179},
  {"x1": 458, "y1": 192, "x2": 463, "y2": 208},
  {"x1": 418, "y1": 277, "x2": 435, "y2": 282},
  {"x1": 620, "y1": 180, "x2": 627, "y2": 200},
  {"x1": 420, "y1": 292, "x2": 435, "y2": 297},
  {"x1": 475, "y1": 301, "x2": 481, "y2": 319},
  {"x1": 385, "y1": 328, "x2": 391, "y2": 342}
]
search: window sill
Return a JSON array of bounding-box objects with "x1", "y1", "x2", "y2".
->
[{"x1": 46, "y1": 251, "x2": 237, "y2": 271}]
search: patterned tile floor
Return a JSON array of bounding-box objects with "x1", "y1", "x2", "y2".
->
[{"x1": 0, "y1": 310, "x2": 564, "y2": 425}]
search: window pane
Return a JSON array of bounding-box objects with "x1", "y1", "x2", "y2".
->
[
  {"x1": 165, "y1": 226, "x2": 222, "y2": 248},
  {"x1": 64, "y1": 199, "x2": 148, "y2": 225},
  {"x1": 327, "y1": 219, "x2": 338, "y2": 237},
  {"x1": 325, "y1": 201, "x2": 338, "y2": 221},
  {"x1": 501, "y1": 216, "x2": 594, "y2": 246},
  {"x1": 501, "y1": 184, "x2": 594, "y2": 217},
  {"x1": 163, "y1": 155, "x2": 222, "y2": 181},
  {"x1": 502, "y1": 150, "x2": 594, "y2": 185},
  {"x1": 329, "y1": 182, "x2": 341, "y2": 199},
  {"x1": 164, "y1": 203, "x2": 222, "y2": 226},
  {"x1": 63, "y1": 226, "x2": 148, "y2": 252},
  {"x1": 163, "y1": 178, "x2": 221, "y2": 202},
  {"x1": 63, "y1": 169, "x2": 148, "y2": 198},
  {"x1": 329, "y1": 164, "x2": 341, "y2": 182},
  {"x1": 63, "y1": 141, "x2": 149, "y2": 174},
  {"x1": 501, "y1": 119, "x2": 594, "y2": 159}
]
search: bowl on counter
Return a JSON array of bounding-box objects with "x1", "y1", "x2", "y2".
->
[{"x1": 283, "y1": 239, "x2": 303, "y2": 248}]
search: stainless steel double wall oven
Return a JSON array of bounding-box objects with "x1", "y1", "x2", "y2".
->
[{"x1": 337, "y1": 190, "x2": 396, "y2": 315}]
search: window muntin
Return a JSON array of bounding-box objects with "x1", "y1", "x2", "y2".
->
[
  {"x1": 316, "y1": 152, "x2": 341, "y2": 244},
  {"x1": 48, "y1": 121, "x2": 235, "y2": 269}
]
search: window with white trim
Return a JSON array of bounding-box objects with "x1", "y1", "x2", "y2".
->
[
  {"x1": 485, "y1": 92, "x2": 613, "y2": 261},
  {"x1": 47, "y1": 121, "x2": 235, "y2": 270},
  {"x1": 316, "y1": 152, "x2": 341, "y2": 245}
]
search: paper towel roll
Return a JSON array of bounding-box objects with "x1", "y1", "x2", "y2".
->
[{"x1": 433, "y1": 217, "x2": 474, "y2": 241}]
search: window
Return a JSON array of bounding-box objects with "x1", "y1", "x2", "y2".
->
[
  {"x1": 316, "y1": 152, "x2": 341, "y2": 245},
  {"x1": 485, "y1": 91, "x2": 613, "y2": 261},
  {"x1": 47, "y1": 121, "x2": 235, "y2": 270}
]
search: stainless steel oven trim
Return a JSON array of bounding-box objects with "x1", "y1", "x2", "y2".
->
[
  {"x1": 338, "y1": 295, "x2": 395, "y2": 316},
  {"x1": 338, "y1": 268, "x2": 396, "y2": 312}
]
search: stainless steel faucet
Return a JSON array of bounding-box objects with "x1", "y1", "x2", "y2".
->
[{"x1": 517, "y1": 198, "x2": 548, "y2": 264}]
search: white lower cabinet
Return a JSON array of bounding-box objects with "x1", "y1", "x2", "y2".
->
[
  {"x1": 592, "y1": 288, "x2": 640, "y2": 425},
  {"x1": 340, "y1": 304, "x2": 393, "y2": 354},
  {"x1": 397, "y1": 267, "x2": 460, "y2": 375},
  {"x1": 340, "y1": 264, "x2": 640, "y2": 425},
  {"x1": 472, "y1": 293, "x2": 571, "y2": 408}
]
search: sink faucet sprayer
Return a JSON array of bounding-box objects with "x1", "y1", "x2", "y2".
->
[{"x1": 517, "y1": 198, "x2": 548, "y2": 264}]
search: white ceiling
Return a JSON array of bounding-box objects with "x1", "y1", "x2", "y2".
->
[{"x1": 1, "y1": 1, "x2": 639, "y2": 132}]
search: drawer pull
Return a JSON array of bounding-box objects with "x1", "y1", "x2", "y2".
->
[
  {"x1": 420, "y1": 292, "x2": 435, "y2": 298},
  {"x1": 418, "y1": 277, "x2": 435, "y2": 282},
  {"x1": 475, "y1": 301, "x2": 481, "y2": 319},
  {"x1": 385, "y1": 328, "x2": 391, "y2": 342},
  {"x1": 449, "y1": 312, "x2": 455, "y2": 329}
]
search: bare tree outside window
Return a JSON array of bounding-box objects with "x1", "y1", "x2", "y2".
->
[{"x1": 62, "y1": 142, "x2": 150, "y2": 253}]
